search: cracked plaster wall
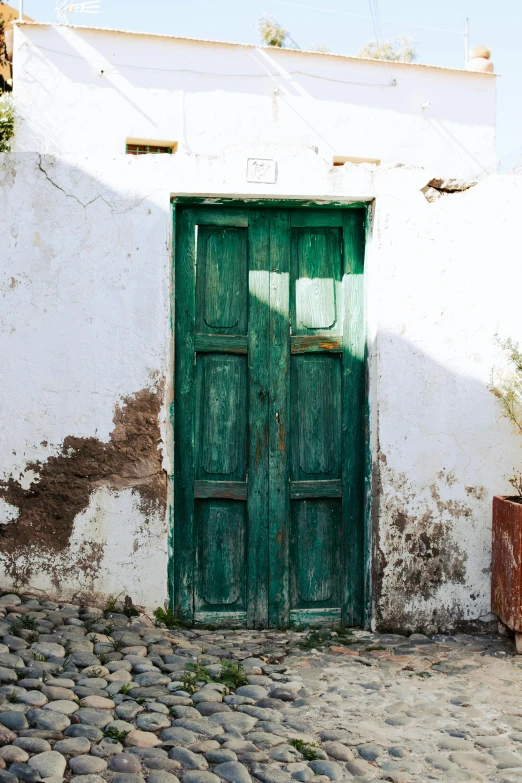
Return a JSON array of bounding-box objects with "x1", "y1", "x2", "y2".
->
[{"x1": 0, "y1": 148, "x2": 522, "y2": 626}]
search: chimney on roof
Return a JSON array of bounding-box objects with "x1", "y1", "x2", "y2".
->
[{"x1": 466, "y1": 45, "x2": 494, "y2": 73}]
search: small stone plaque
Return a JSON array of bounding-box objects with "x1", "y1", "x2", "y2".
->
[{"x1": 247, "y1": 158, "x2": 277, "y2": 184}]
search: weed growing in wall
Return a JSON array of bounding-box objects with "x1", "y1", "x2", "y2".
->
[{"x1": 0, "y1": 94, "x2": 14, "y2": 152}]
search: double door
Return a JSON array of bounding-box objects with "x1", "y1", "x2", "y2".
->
[{"x1": 174, "y1": 205, "x2": 365, "y2": 627}]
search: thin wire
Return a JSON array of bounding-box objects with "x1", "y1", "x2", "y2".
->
[
  {"x1": 268, "y1": 0, "x2": 462, "y2": 35},
  {"x1": 27, "y1": 42, "x2": 396, "y2": 85}
]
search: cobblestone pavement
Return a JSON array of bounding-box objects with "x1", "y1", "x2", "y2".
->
[{"x1": 0, "y1": 594, "x2": 520, "y2": 783}]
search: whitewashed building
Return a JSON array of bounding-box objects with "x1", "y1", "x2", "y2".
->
[{"x1": 1, "y1": 21, "x2": 520, "y2": 633}]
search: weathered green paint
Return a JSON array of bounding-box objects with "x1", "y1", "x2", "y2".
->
[{"x1": 173, "y1": 204, "x2": 366, "y2": 627}]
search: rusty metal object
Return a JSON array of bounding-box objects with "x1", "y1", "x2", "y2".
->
[{"x1": 491, "y1": 495, "x2": 522, "y2": 651}]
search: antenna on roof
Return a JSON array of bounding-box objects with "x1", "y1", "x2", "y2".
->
[{"x1": 55, "y1": 1, "x2": 101, "y2": 24}]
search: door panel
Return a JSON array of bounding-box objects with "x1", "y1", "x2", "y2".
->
[{"x1": 174, "y1": 205, "x2": 365, "y2": 627}]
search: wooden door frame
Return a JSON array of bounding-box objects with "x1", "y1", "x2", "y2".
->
[{"x1": 169, "y1": 196, "x2": 373, "y2": 629}]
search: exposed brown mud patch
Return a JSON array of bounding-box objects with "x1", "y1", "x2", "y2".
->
[
  {"x1": 375, "y1": 464, "x2": 484, "y2": 634},
  {"x1": 0, "y1": 384, "x2": 166, "y2": 584}
]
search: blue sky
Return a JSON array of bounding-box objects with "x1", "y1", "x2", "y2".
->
[{"x1": 22, "y1": 0, "x2": 520, "y2": 164}]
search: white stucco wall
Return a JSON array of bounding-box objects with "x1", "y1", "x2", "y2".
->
[
  {"x1": 12, "y1": 23, "x2": 497, "y2": 178},
  {"x1": 0, "y1": 146, "x2": 521, "y2": 629}
]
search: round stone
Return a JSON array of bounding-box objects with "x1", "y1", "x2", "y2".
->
[
  {"x1": 19, "y1": 691, "x2": 48, "y2": 707},
  {"x1": 13, "y1": 737, "x2": 52, "y2": 753},
  {"x1": 205, "y1": 751, "x2": 237, "y2": 764},
  {"x1": 28, "y1": 708, "x2": 71, "y2": 732},
  {"x1": 64, "y1": 725, "x2": 104, "y2": 741},
  {"x1": 308, "y1": 762, "x2": 343, "y2": 782},
  {"x1": 0, "y1": 711, "x2": 28, "y2": 731},
  {"x1": 53, "y1": 737, "x2": 91, "y2": 756},
  {"x1": 0, "y1": 728, "x2": 16, "y2": 746},
  {"x1": 80, "y1": 696, "x2": 115, "y2": 709},
  {"x1": 181, "y1": 773, "x2": 220, "y2": 783},
  {"x1": 110, "y1": 754, "x2": 143, "y2": 773},
  {"x1": 43, "y1": 699, "x2": 79, "y2": 714},
  {"x1": 208, "y1": 715, "x2": 256, "y2": 733},
  {"x1": 8, "y1": 763, "x2": 42, "y2": 783},
  {"x1": 91, "y1": 737, "x2": 123, "y2": 757},
  {"x1": 161, "y1": 728, "x2": 197, "y2": 746},
  {"x1": 169, "y1": 748, "x2": 208, "y2": 770},
  {"x1": 0, "y1": 745, "x2": 30, "y2": 763},
  {"x1": 69, "y1": 755, "x2": 108, "y2": 774},
  {"x1": 112, "y1": 776, "x2": 145, "y2": 783},
  {"x1": 147, "y1": 773, "x2": 180, "y2": 783},
  {"x1": 234, "y1": 687, "x2": 268, "y2": 701},
  {"x1": 77, "y1": 678, "x2": 108, "y2": 689},
  {"x1": 43, "y1": 686, "x2": 77, "y2": 702},
  {"x1": 192, "y1": 691, "x2": 222, "y2": 705},
  {"x1": 137, "y1": 714, "x2": 171, "y2": 732},
  {"x1": 321, "y1": 743, "x2": 353, "y2": 762},
  {"x1": 28, "y1": 750, "x2": 67, "y2": 778},
  {"x1": 0, "y1": 771, "x2": 17, "y2": 783},
  {"x1": 213, "y1": 762, "x2": 251, "y2": 783},
  {"x1": 32, "y1": 643, "x2": 66, "y2": 659},
  {"x1": 126, "y1": 731, "x2": 162, "y2": 748},
  {"x1": 76, "y1": 708, "x2": 113, "y2": 728},
  {"x1": 106, "y1": 670, "x2": 133, "y2": 683}
]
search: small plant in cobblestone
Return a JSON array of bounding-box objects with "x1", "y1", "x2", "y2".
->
[
  {"x1": 32, "y1": 652, "x2": 46, "y2": 662},
  {"x1": 298, "y1": 630, "x2": 331, "y2": 649},
  {"x1": 108, "y1": 637, "x2": 125, "y2": 652},
  {"x1": 288, "y1": 739, "x2": 319, "y2": 760},
  {"x1": 104, "y1": 593, "x2": 123, "y2": 616},
  {"x1": 135, "y1": 697, "x2": 145, "y2": 704},
  {"x1": 120, "y1": 682, "x2": 132, "y2": 695},
  {"x1": 102, "y1": 624, "x2": 115, "y2": 636},
  {"x1": 9, "y1": 614, "x2": 38, "y2": 632},
  {"x1": 154, "y1": 606, "x2": 186, "y2": 629},
  {"x1": 217, "y1": 660, "x2": 248, "y2": 689},
  {"x1": 99, "y1": 653, "x2": 110, "y2": 665},
  {"x1": 26, "y1": 632, "x2": 39, "y2": 644},
  {"x1": 7, "y1": 690, "x2": 20, "y2": 703},
  {"x1": 83, "y1": 616, "x2": 103, "y2": 632},
  {"x1": 104, "y1": 726, "x2": 129, "y2": 743}
]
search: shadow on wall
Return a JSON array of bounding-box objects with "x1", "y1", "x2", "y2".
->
[
  {"x1": 371, "y1": 329, "x2": 521, "y2": 635},
  {"x1": 0, "y1": 153, "x2": 171, "y2": 602},
  {"x1": 0, "y1": 154, "x2": 519, "y2": 627}
]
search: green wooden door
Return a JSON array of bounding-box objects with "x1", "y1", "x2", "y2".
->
[{"x1": 174, "y1": 205, "x2": 365, "y2": 627}]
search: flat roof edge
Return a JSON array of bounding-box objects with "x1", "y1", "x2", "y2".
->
[{"x1": 14, "y1": 21, "x2": 497, "y2": 77}]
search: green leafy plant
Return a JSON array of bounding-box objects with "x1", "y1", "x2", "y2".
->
[
  {"x1": 26, "y1": 632, "x2": 39, "y2": 645},
  {"x1": 108, "y1": 637, "x2": 125, "y2": 652},
  {"x1": 104, "y1": 726, "x2": 129, "y2": 743},
  {"x1": 298, "y1": 630, "x2": 331, "y2": 649},
  {"x1": 288, "y1": 739, "x2": 320, "y2": 760},
  {"x1": 9, "y1": 614, "x2": 38, "y2": 631},
  {"x1": 491, "y1": 336, "x2": 522, "y2": 434},
  {"x1": 258, "y1": 14, "x2": 287, "y2": 47},
  {"x1": 0, "y1": 95, "x2": 14, "y2": 153},
  {"x1": 359, "y1": 36, "x2": 415, "y2": 63},
  {"x1": 154, "y1": 606, "x2": 186, "y2": 630},
  {"x1": 104, "y1": 593, "x2": 124, "y2": 616},
  {"x1": 7, "y1": 690, "x2": 20, "y2": 703},
  {"x1": 120, "y1": 682, "x2": 132, "y2": 695},
  {"x1": 217, "y1": 660, "x2": 248, "y2": 689},
  {"x1": 32, "y1": 652, "x2": 46, "y2": 662},
  {"x1": 83, "y1": 616, "x2": 103, "y2": 633}
]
